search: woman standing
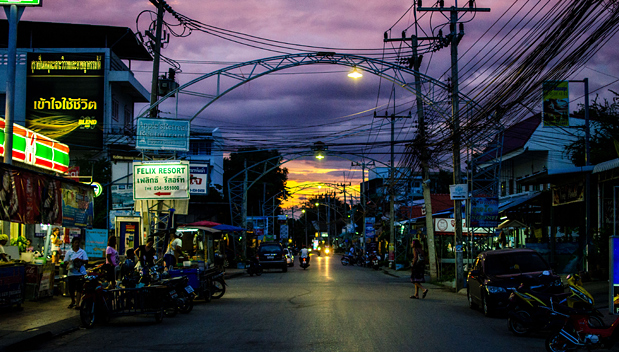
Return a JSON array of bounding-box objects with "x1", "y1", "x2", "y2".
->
[
  {"x1": 65, "y1": 237, "x2": 88, "y2": 309},
  {"x1": 410, "y1": 239, "x2": 428, "y2": 299},
  {"x1": 105, "y1": 236, "x2": 119, "y2": 288}
]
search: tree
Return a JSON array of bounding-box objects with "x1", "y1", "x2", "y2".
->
[
  {"x1": 223, "y1": 148, "x2": 288, "y2": 217},
  {"x1": 565, "y1": 93, "x2": 619, "y2": 166}
]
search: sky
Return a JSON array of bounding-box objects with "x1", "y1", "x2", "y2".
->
[{"x1": 15, "y1": 0, "x2": 619, "y2": 209}]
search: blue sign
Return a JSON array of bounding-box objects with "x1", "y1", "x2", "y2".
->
[
  {"x1": 136, "y1": 118, "x2": 190, "y2": 151},
  {"x1": 612, "y1": 237, "x2": 619, "y2": 314},
  {"x1": 85, "y1": 229, "x2": 108, "y2": 258},
  {"x1": 470, "y1": 197, "x2": 499, "y2": 228}
]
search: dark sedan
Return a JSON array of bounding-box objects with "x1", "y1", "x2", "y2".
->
[{"x1": 466, "y1": 248, "x2": 563, "y2": 316}]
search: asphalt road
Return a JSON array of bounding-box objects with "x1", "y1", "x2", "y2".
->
[{"x1": 37, "y1": 255, "x2": 546, "y2": 352}]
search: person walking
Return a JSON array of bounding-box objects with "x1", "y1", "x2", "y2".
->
[
  {"x1": 105, "y1": 236, "x2": 119, "y2": 288},
  {"x1": 410, "y1": 239, "x2": 428, "y2": 299},
  {"x1": 65, "y1": 237, "x2": 88, "y2": 309}
]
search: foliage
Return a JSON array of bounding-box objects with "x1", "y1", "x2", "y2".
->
[
  {"x1": 223, "y1": 148, "x2": 288, "y2": 217},
  {"x1": 565, "y1": 93, "x2": 619, "y2": 166},
  {"x1": 10, "y1": 235, "x2": 28, "y2": 252}
]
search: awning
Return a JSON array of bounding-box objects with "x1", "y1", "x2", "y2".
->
[
  {"x1": 593, "y1": 158, "x2": 619, "y2": 174},
  {"x1": 177, "y1": 226, "x2": 221, "y2": 233},
  {"x1": 499, "y1": 192, "x2": 541, "y2": 212},
  {"x1": 497, "y1": 219, "x2": 527, "y2": 229}
]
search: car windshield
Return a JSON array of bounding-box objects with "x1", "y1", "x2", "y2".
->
[
  {"x1": 484, "y1": 252, "x2": 549, "y2": 276},
  {"x1": 260, "y1": 245, "x2": 282, "y2": 254}
]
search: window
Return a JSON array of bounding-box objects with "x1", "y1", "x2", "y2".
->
[
  {"x1": 501, "y1": 181, "x2": 506, "y2": 197},
  {"x1": 191, "y1": 141, "x2": 211, "y2": 155},
  {"x1": 516, "y1": 183, "x2": 523, "y2": 194},
  {"x1": 532, "y1": 184, "x2": 540, "y2": 191},
  {"x1": 112, "y1": 99, "x2": 119, "y2": 122},
  {"x1": 124, "y1": 107, "x2": 132, "y2": 129},
  {"x1": 509, "y1": 179, "x2": 514, "y2": 195}
]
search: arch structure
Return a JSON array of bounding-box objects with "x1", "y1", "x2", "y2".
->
[
  {"x1": 135, "y1": 52, "x2": 498, "y2": 232},
  {"x1": 138, "y1": 52, "x2": 477, "y2": 122}
]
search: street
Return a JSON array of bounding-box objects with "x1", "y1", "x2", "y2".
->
[{"x1": 38, "y1": 255, "x2": 544, "y2": 352}]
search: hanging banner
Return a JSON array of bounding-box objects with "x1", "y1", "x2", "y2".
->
[
  {"x1": 543, "y1": 81, "x2": 569, "y2": 127},
  {"x1": 365, "y1": 217, "x2": 376, "y2": 238},
  {"x1": 61, "y1": 183, "x2": 94, "y2": 228},
  {"x1": 85, "y1": 229, "x2": 108, "y2": 259},
  {"x1": 40, "y1": 179, "x2": 62, "y2": 225},
  {"x1": 189, "y1": 165, "x2": 208, "y2": 195},
  {"x1": 26, "y1": 52, "x2": 104, "y2": 149}
]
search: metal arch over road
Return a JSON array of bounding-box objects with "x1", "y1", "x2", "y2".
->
[{"x1": 137, "y1": 52, "x2": 476, "y2": 122}]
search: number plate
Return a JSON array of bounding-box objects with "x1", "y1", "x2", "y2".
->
[
  {"x1": 170, "y1": 290, "x2": 178, "y2": 299},
  {"x1": 185, "y1": 285, "x2": 194, "y2": 294}
]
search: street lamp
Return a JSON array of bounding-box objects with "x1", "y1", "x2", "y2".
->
[{"x1": 347, "y1": 66, "x2": 363, "y2": 79}]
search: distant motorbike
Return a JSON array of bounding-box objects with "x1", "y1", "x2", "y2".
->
[
  {"x1": 341, "y1": 255, "x2": 358, "y2": 266},
  {"x1": 246, "y1": 256, "x2": 263, "y2": 276},
  {"x1": 370, "y1": 253, "x2": 380, "y2": 270},
  {"x1": 300, "y1": 256, "x2": 309, "y2": 269}
]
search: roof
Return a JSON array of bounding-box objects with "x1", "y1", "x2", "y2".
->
[
  {"x1": 518, "y1": 166, "x2": 593, "y2": 185},
  {"x1": 481, "y1": 248, "x2": 537, "y2": 256},
  {"x1": 478, "y1": 114, "x2": 541, "y2": 163},
  {"x1": 0, "y1": 20, "x2": 152, "y2": 61}
]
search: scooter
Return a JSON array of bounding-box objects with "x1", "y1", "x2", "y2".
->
[
  {"x1": 341, "y1": 254, "x2": 357, "y2": 266},
  {"x1": 300, "y1": 256, "x2": 309, "y2": 269},
  {"x1": 508, "y1": 273, "x2": 604, "y2": 336},
  {"x1": 371, "y1": 253, "x2": 380, "y2": 270},
  {"x1": 246, "y1": 256, "x2": 263, "y2": 276}
]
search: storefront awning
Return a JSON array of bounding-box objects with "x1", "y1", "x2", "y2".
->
[
  {"x1": 499, "y1": 192, "x2": 541, "y2": 212},
  {"x1": 177, "y1": 226, "x2": 221, "y2": 233}
]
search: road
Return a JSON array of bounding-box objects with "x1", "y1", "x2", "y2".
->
[{"x1": 37, "y1": 255, "x2": 545, "y2": 352}]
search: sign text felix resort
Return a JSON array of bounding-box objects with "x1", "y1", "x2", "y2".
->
[{"x1": 133, "y1": 161, "x2": 190, "y2": 200}]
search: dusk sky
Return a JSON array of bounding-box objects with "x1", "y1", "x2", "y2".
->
[{"x1": 16, "y1": 0, "x2": 619, "y2": 208}]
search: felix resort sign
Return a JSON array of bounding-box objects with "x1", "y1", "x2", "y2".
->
[{"x1": 133, "y1": 161, "x2": 189, "y2": 200}]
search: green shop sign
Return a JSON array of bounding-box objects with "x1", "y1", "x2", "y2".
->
[{"x1": 0, "y1": 0, "x2": 41, "y2": 5}]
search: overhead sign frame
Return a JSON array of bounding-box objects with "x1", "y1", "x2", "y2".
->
[{"x1": 133, "y1": 161, "x2": 190, "y2": 200}]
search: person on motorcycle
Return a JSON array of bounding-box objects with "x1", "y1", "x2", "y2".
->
[
  {"x1": 349, "y1": 246, "x2": 355, "y2": 256},
  {"x1": 299, "y1": 244, "x2": 309, "y2": 264}
]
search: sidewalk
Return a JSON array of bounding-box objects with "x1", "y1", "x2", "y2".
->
[
  {"x1": 0, "y1": 267, "x2": 246, "y2": 352},
  {"x1": 0, "y1": 295, "x2": 80, "y2": 352}
]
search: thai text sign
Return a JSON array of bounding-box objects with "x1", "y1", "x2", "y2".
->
[
  {"x1": 136, "y1": 118, "x2": 190, "y2": 151},
  {"x1": 543, "y1": 81, "x2": 569, "y2": 127},
  {"x1": 85, "y1": 229, "x2": 107, "y2": 258},
  {"x1": 133, "y1": 161, "x2": 190, "y2": 200},
  {"x1": 189, "y1": 165, "x2": 208, "y2": 195},
  {"x1": 26, "y1": 53, "x2": 104, "y2": 148},
  {"x1": 470, "y1": 197, "x2": 499, "y2": 228}
]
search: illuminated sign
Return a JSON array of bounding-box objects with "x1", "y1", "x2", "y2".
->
[
  {"x1": 0, "y1": 0, "x2": 42, "y2": 5},
  {"x1": 0, "y1": 118, "x2": 70, "y2": 173},
  {"x1": 136, "y1": 118, "x2": 190, "y2": 151},
  {"x1": 133, "y1": 161, "x2": 190, "y2": 200},
  {"x1": 26, "y1": 53, "x2": 104, "y2": 149}
]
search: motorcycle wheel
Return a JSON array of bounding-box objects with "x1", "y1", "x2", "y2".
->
[
  {"x1": 508, "y1": 310, "x2": 531, "y2": 336},
  {"x1": 211, "y1": 278, "x2": 226, "y2": 299},
  {"x1": 165, "y1": 306, "x2": 178, "y2": 317},
  {"x1": 545, "y1": 331, "x2": 575, "y2": 352},
  {"x1": 178, "y1": 296, "x2": 193, "y2": 314},
  {"x1": 80, "y1": 300, "x2": 96, "y2": 329},
  {"x1": 256, "y1": 268, "x2": 263, "y2": 276},
  {"x1": 341, "y1": 258, "x2": 349, "y2": 266}
]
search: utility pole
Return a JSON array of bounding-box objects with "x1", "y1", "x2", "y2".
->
[
  {"x1": 352, "y1": 161, "x2": 375, "y2": 254},
  {"x1": 418, "y1": 1, "x2": 490, "y2": 291},
  {"x1": 374, "y1": 111, "x2": 411, "y2": 267},
  {"x1": 385, "y1": 32, "x2": 440, "y2": 279},
  {"x1": 149, "y1": 0, "x2": 165, "y2": 118}
]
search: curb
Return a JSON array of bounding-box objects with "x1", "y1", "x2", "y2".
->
[{"x1": 0, "y1": 325, "x2": 80, "y2": 352}]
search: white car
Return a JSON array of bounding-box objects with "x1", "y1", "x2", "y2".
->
[{"x1": 284, "y1": 248, "x2": 294, "y2": 267}]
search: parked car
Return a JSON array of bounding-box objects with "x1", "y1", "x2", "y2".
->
[
  {"x1": 257, "y1": 242, "x2": 287, "y2": 272},
  {"x1": 466, "y1": 248, "x2": 562, "y2": 316},
  {"x1": 284, "y1": 248, "x2": 294, "y2": 267}
]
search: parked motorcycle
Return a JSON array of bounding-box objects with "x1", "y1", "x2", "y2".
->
[
  {"x1": 545, "y1": 309, "x2": 619, "y2": 351},
  {"x1": 341, "y1": 254, "x2": 358, "y2": 266},
  {"x1": 300, "y1": 256, "x2": 309, "y2": 269},
  {"x1": 508, "y1": 273, "x2": 603, "y2": 336},
  {"x1": 160, "y1": 274, "x2": 195, "y2": 314},
  {"x1": 370, "y1": 253, "x2": 380, "y2": 270},
  {"x1": 246, "y1": 256, "x2": 263, "y2": 276},
  {"x1": 207, "y1": 271, "x2": 226, "y2": 299}
]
